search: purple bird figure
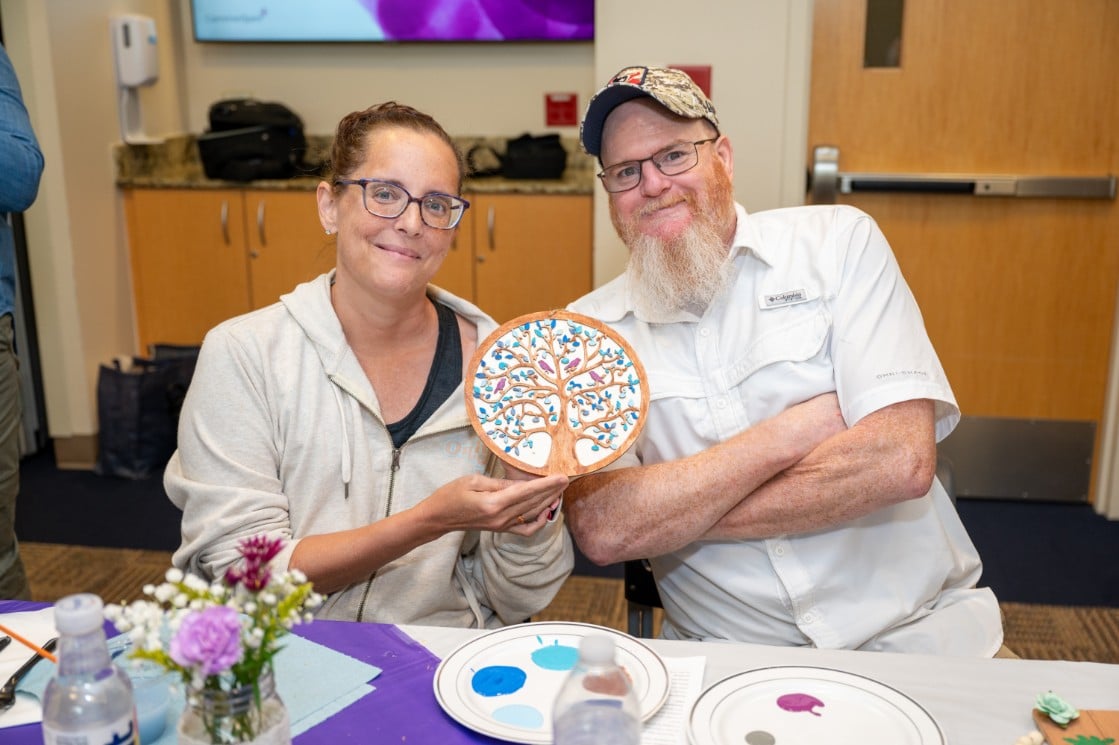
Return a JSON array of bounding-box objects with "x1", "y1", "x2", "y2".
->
[
  {"x1": 538, "y1": 358, "x2": 555, "y2": 374},
  {"x1": 494, "y1": 378, "x2": 506, "y2": 393},
  {"x1": 564, "y1": 357, "x2": 581, "y2": 372},
  {"x1": 589, "y1": 370, "x2": 604, "y2": 383}
]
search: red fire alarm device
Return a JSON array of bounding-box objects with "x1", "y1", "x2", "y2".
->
[
  {"x1": 545, "y1": 92, "x2": 578, "y2": 127},
  {"x1": 671, "y1": 65, "x2": 712, "y2": 99}
]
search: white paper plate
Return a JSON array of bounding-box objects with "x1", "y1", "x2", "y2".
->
[
  {"x1": 433, "y1": 621, "x2": 669, "y2": 744},
  {"x1": 687, "y1": 666, "x2": 945, "y2": 745}
]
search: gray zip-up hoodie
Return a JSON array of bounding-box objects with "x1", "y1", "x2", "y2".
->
[{"x1": 166, "y1": 272, "x2": 573, "y2": 627}]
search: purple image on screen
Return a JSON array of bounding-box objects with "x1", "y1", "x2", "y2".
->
[{"x1": 359, "y1": 0, "x2": 594, "y2": 41}]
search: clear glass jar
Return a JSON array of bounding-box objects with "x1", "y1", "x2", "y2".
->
[{"x1": 177, "y1": 669, "x2": 290, "y2": 745}]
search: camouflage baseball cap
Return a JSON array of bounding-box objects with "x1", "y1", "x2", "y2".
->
[{"x1": 580, "y1": 65, "x2": 719, "y2": 158}]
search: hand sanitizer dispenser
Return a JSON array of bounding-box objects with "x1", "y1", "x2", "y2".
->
[{"x1": 110, "y1": 14, "x2": 158, "y2": 142}]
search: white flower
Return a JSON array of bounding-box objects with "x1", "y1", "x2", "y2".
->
[
  {"x1": 260, "y1": 592, "x2": 277, "y2": 607},
  {"x1": 153, "y1": 583, "x2": 176, "y2": 603},
  {"x1": 184, "y1": 573, "x2": 209, "y2": 592},
  {"x1": 165, "y1": 568, "x2": 184, "y2": 583}
]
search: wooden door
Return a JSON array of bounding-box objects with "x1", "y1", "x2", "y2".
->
[
  {"x1": 245, "y1": 190, "x2": 336, "y2": 309},
  {"x1": 809, "y1": 0, "x2": 1119, "y2": 500},
  {"x1": 472, "y1": 194, "x2": 593, "y2": 324},
  {"x1": 124, "y1": 189, "x2": 252, "y2": 352}
]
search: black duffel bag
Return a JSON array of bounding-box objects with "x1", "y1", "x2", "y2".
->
[{"x1": 467, "y1": 133, "x2": 568, "y2": 180}]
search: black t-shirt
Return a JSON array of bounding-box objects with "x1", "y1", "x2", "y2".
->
[{"x1": 386, "y1": 300, "x2": 461, "y2": 448}]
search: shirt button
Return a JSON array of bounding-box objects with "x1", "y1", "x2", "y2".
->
[
  {"x1": 717, "y1": 398, "x2": 728, "y2": 409},
  {"x1": 773, "y1": 544, "x2": 786, "y2": 556},
  {"x1": 800, "y1": 612, "x2": 817, "y2": 625},
  {"x1": 699, "y1": 327, "x2": 711, "y2": 337}
]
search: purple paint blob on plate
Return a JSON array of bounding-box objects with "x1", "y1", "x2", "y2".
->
[{"x1": 777, "y1": 692, "x2": 824, "y2": 716}]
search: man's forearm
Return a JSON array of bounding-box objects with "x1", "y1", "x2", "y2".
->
[
  {"x1": 704, "y1": 399, "x2": 938, "y2": 541},
  {"x1": 565, "y1": 393, "x2": 846, "y2": 564}
]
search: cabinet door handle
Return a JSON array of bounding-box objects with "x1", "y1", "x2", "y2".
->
[
  {"x1": 220, "y1": 200, "x2": 230, "y2": 245},
  {"x1": 486, "y1": 205, "x2": 496, "y2": 251},
  {"x1": 253, "y1": 200, "x2": 266, "y2": 257}
]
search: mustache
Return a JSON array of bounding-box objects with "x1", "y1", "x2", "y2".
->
[{"x1": 637, "y1": 194, "x2": 692, "y2": 218}]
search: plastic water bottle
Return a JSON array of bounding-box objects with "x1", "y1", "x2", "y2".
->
[
  {"x1": 552, "y1": 634, "x2": 641, "y2": 745},
  {"x1": 42, "y1": 593, "x2": 139, "y2": 745}
]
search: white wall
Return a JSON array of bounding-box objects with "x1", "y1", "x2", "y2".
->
[
  {"x1": 2, "y1": 0, "x2": 812, "y2": 451},
  {"x1": 591, "y1": 0, "x2": 814, "y2": 284}
]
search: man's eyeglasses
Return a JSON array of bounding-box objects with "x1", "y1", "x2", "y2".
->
[
  {"x1": 334, "y1": 178, "x2": 470, "y2": 230},
  {"x1": 597, "y1": 138, "x2": 719, "y2": 193}
]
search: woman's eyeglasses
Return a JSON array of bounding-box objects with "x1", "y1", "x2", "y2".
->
[{"x1": 334, "y1": 178, "x2": 470, "y2": 229}]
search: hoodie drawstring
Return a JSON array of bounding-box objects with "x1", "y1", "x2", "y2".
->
[{"x1": 331, "y1": 383, "x2": 355, "y2": 497}]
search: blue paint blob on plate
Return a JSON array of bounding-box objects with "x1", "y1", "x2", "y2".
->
[
  {"x1": 471, "y1": 665, "x2": 528, "y2": 697},
  {"x1": 492, "y1": 703, "x2": 545, "y2": 729},
  {"x1": 531, "y1": 639, "x2": 579, "y2": 671}
]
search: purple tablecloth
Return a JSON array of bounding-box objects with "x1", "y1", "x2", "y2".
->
[{"x1": 0, "y1": 600, "x2": 504, "y2": 744}]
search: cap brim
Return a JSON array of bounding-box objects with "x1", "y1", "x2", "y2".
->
[{"x1": 580, "y1": 86, "x2": 652, "y2": 158}]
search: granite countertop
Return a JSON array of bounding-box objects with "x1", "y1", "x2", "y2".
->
[{"x1": 114, "y1": 134, "x2": 596, "y2": 196}]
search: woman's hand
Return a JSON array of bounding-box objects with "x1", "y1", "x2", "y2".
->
[{"x1": 417, "y1": 471, "x2": 569, "y2": 536}]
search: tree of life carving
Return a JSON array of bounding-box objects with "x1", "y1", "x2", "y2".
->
[{"x1": 466, "y1": 311, "x2": 648, "y2": 476}]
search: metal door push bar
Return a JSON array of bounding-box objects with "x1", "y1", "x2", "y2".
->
[{"x1": 809, "y1": 145, "x2": 1116, "y2": 203}]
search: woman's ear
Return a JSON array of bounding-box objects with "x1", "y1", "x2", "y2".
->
[{"x1": 316, "y1": 180, "x2": 338, "y2": 234}]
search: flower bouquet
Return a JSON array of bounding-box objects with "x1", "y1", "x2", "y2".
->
[{"x1": 106, "y1": 535, "x2": 322, "y2": 745}]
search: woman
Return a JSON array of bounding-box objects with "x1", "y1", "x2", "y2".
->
[{"x1": 166, "y1": 102, "x2": 573, "y2": 627}]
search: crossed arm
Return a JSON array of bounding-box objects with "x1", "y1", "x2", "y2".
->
[{"x1": 564, "y1": 395, "x2": 937, "y2": 565}]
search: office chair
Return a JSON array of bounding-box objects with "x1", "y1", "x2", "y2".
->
[
  {"x1": 625, "y1": 558, "x2": 661, "y2": 638},
  {"x1": 623, "y1": 456, "x2": 959, "y2": 638}
]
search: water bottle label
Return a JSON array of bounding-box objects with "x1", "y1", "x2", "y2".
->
[{"x1": 43, "y1": 715, "x2": 138, "y2": 745}]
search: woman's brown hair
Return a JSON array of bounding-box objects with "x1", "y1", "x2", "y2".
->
[{"x1": 326, "y1": 101, "x2": 465, "y2": 193}]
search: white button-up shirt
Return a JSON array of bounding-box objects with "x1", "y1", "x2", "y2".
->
[{"x1": 569, "y1": 203, "x2": 1003, "y2": 655}]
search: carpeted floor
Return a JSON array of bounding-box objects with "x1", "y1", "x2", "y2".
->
[{"x1": 20, "y1": 542, "x2": 1119, "y2": 664}]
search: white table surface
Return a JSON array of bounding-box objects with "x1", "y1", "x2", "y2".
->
[{"x1": 402, "y1": 624, "x2": 1119, "y2": 744}]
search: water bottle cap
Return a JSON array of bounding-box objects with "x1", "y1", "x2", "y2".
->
[
  {"x1": 53, "y1": 593, "x2": 106, "y2": 635},
  {"x1": 578, "y1": 634, "x2": 616, "y2": 664}
]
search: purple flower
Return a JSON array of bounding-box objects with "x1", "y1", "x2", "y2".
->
[{"x1": 170, "y1": 606, "x2": 243, "y2": 676}]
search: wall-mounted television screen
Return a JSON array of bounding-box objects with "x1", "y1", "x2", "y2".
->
[{"x1": 190, "y1": 0, "x2": 594, "y2": 43}]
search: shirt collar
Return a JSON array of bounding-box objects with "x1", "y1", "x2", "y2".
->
[{"x1": 730, "y1": 203, "x2": 775, "y2": 267}]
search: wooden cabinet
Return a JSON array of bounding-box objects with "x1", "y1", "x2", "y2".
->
[
  {"x1": 123, "y1": 188, "x2": 333, "y2": 352},
  {"x1": 124, "y1": 189, "x2": 251, "y2": 352},
  {"x1": 243, "y1": 190, "x2": 336, "y2": 311},
  {"x1": 125, "y1": 188, "x2": 590, "y2": 351},
  {"x1": 432, "y1": 193, "x2": 592, "y2": 324}
]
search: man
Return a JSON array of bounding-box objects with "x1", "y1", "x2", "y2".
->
[
  {"x1": 565, "y1": 65, "x2": 1004, "y2": 656},
  {"x1": 0, "y1": 43, "x2": 43, "y2": 600}
]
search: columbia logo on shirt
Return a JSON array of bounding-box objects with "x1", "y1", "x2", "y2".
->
[{"x1": 761, "y1": 289, "x2": 809, "y2": 308}]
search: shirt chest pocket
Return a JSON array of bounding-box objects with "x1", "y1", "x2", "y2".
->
[{"x1": 729, "y1": 306, "x2": 835, "y2": 421}]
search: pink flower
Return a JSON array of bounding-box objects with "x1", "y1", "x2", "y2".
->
[
  {"x1": 170, "y1": 605, "x2": 243, "y2": 676},
  {"x1": 225, "y1": 535, "x2": 284, "y2": 591}
]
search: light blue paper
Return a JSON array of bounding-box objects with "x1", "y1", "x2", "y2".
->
[{"x1": 19, "y1": 632, "x2": 381, "y2": 743}]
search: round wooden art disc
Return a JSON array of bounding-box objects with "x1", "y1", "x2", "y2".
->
[{"x1": 466, "y1": 310, "x2": 649, "y2": 476}]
